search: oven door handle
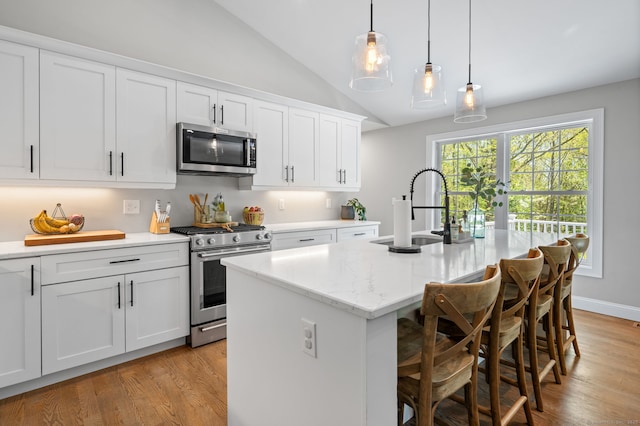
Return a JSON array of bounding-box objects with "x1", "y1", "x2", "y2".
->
[
  {"x1": 197, "y1": 245, "x2": 271, "y2": 258},
  {"x1": 200, "y1": 323, "x2": 226, "y2": 332}
]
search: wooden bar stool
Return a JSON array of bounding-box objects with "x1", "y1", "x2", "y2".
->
[
  {"x1": 396, "y1": 265, "x2": 501, "y2": 426},
  {"x1": 478, "y1": 248, "x2": 544, "y2": 426},
  {"x1": 528, "y1": 241, "x2": 571, "y2": 412},
  {"x1": 554, "y1": 234, "x2": 590, "y2": 375}
]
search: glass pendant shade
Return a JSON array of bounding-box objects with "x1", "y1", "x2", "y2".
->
[
  {"x1": 454, "y1": 83, "x2": 486, "y2": 123},
  {"x1": 349, "y1": 31, "x2": 392, "y2": 92},
  {"x1": 411, "y1": 63, "x2": 446, "y2": 108}
]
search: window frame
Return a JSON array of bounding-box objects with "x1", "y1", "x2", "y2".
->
[{"x1": 427, "y1": 109, "x2": 603, "y2": 278}]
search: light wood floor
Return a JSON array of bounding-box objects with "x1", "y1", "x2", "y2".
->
[{"x1": 1, "y1": 309, "x2": 639, "y2": 425}]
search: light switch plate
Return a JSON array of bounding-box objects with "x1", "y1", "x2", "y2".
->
[{"x1": 123, "y1": 199, "x2": 140, "y2": 214}]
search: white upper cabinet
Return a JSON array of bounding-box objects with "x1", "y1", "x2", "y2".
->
[
  {"x1": 340, "y1": 119, "x2": 361, "y2": 189},
  {"x1": 245, "y1": 100, "x2": 289, "y2": 186},
  {"x1": 116, "y1": 68, "x2": 176, "y2": 185},
  {"x1": 318, "y1": 115, "x2": 361, "y2": 190},
  {"x1": 288, "y1": 108, "x2": 319, "y2": 188},
  {"x1": 177, "y1": 81, "x2": 253, "y2": 132},
  {"x1": 0, "y1": 40, "x2": 39, "y2": 180},
  {"x1": 40, "y1": 51, "x2": 117, "y2": 181}
]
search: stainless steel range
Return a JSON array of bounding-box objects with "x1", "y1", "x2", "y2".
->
[{"x1": 171, "y1": 224, "x2": 272, "y2": 347}]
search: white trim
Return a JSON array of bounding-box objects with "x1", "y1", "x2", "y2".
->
[
  {"x1": 427, "y1": 108, "x2": 604, "y2": 279},
  {"x1": 573, "y1": 296, "x2": 640, "y2": 322}
]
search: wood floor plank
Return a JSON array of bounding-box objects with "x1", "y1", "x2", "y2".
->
[{"x1": 1, "y1": 309, "x2": 639, "y2": 425}]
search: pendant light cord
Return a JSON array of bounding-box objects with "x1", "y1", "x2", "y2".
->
[
  {"x1": 467, "y1": 0, "x2": 472, "y2": 84},
  {"x1": 370, "y1": 0, "x2": 374, "y2": 32},
  {"x1": 427, "y1": 0, "x2": 431, "y2": 63}
]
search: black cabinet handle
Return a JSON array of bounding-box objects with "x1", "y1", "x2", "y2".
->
[
  {"x1": 109, "y1": 151, "x2": 113, "y2": 176},
  {"x1": 285, "y1": 165, "x2": 289, "y2": 182},
  {"x1": 299, "y1": 238, "x2": 315, "y2": 242},
  {"x1": 291, "y1": 165, "x2": 295, "y2": 183},
  {"x1": 30, "y1": 145, "x2": 34, "y2": 173},
  {"x1": 109, "y1": 258, "x2": 141, "y2": 264},
  {"x1": 120, "y1": 152, "x2": 124, "y2": 176},
  {"x1": 220, "y1": 105, "x2": 224, "y2": 125},
  {"x1": 213, "y1": 104, "x2": 217, "y2": 124},
  {"x1": 118, "y1": 282, "x2": 121, "y2": 309},
  {"x1": 130, "y1": 280, "x2": 134, "y2": 307},
  {"x1": 30, "y1": 264, "x2": 34, "y2": 296}
]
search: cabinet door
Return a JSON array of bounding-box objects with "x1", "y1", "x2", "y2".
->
[
  {"x1": 340, "y1": 119, "x2": 361, "y2": 189},
  {"x1": 0, "y1": 258, "x2": 41, "y2": 387},
  {"x1": 116, "y1": 69, "x2": 176, "y2": 185},
  {"x1": 288, "y1": 108, "x2": 319, "y2": 187},
  {"x1": 40, "y1": 51, "x2": 117, "y2": 181},
  {"x1": 125, "y1": 266, "x2": 189, "y2": 352},
  {"x1": 176, "y1": 81, "x2": 217, "y2": 126},
  {"x1": 249, "y1": 100, "x2": 289, "y2": 186},
  {"x1": 217, "y1": 91, "x2": 253, "y2": 132},
  {"x1": 42, "y1": 276, "x2": 125, "y2": 374},
  {"x1": 319, "y1": 115, "x2": 341, "y2": 188},
  {"x1": 0, "y1": 40, "x2": 39, "y2": 180}
]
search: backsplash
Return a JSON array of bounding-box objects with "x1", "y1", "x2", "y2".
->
[{"x1": 0, "y1": 175, "x2": 354, "y2": 242}]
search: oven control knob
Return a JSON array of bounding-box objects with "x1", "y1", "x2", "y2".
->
[
  {"x1": 207, "y1": 238, "x2": 216, "y2": 245},
  {"x1": 195, "y1": 238, "x2": 204, "y2": 246},
  {"x1": 233, "y1": 235, "x2": 241, "y2": 242},
  {"x1": 264, "y1": 232, "x2": 271, "y2": 240},
  {"x1": 256, "y1": 234, "x2": 263, "y2": 240}
]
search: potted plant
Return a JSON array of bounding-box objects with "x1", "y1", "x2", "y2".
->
[
  {"x1": 346, "y1": 198, "x2": 367, "y2": 221},
  {"x1": 460, "y1": 163, "x2": 506, "y2": 238}
]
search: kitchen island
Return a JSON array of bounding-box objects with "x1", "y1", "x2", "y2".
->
[{"x1": 221, "y1": 230, "x2": 555, "y2": 426}]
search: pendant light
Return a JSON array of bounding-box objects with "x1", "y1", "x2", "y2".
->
[
  {"x1": 349, "y1": 0, "x2": 392, "y2": 92},
  {"x1": 411, "y1": 0, "x2": 446, "y2": 108},
  {"x1": 454, "y1": 0, "x2": 487, "y2": 123}
]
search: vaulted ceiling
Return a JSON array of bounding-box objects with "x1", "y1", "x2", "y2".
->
[{"x1": 213, "y1": 0, "x2": 640, "y2": 130}]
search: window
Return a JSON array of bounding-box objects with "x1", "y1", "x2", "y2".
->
[{"x1": 429, "y1": 109, "x2": 603, "y2": 278}]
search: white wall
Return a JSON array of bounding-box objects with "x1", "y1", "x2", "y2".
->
[{"x1": 359, "y1": 78, "x2": 640, "y2": 317}]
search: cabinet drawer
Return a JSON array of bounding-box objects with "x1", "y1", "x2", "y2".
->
[
  {"x1": 271, "y1": 229, "x2": 337, "y2": 251},
  {"x1": 336, "y1": 225, "x2": 378, "y2": 242},
  {"x1": 41, "y1": 243, "x2": 189, "y2": 285}
]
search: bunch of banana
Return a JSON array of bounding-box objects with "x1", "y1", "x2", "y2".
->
[{"x1": 32, "y1": 210, "x2": 72, "y2": 234}]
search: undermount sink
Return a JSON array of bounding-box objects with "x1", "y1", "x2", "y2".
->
[{"x1": 371, "y1": 234, "x2": 442, "y2": 247}]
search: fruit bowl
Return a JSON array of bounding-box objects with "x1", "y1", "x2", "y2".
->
[
  {"x1": 29, "y1": 209, "x2": 85, "y2": 235},
  {"x1": 243, "y1": 211, "x2": 264, "y2": 226}
]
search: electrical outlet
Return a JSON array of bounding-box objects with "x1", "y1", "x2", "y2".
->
[
  {"x1": 326, "y1": 198, "x2": 332, "y2": 209},
  {"x1": 279, "y1": 199, "x2": 285, "y2": 210},
  {"x1": 123, "y1": 200, "x2": 140, "y2": 214},
  {"x1": 301, "y1": 318, "x2": 317, "y2": 358}
]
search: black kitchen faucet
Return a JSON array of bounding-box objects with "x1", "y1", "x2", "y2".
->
[{"x1": 409, "y1": 168, "x2": 452, "y2": 244}]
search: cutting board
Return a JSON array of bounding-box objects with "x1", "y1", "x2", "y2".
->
[{"x1": 24, "y1": 230, "x2": 126, "y2": 246}]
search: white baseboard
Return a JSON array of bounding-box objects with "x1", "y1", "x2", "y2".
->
[{"x1": 573, "y1": 296, "x2": 640, "y2": 321}]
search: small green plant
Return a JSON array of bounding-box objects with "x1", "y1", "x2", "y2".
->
[
  {"x1": 347, "y1": 198, "x2": 367, "y2": 221},
  {"x1": 460, "y1": 163, "x2": 507, "y2": 211}
]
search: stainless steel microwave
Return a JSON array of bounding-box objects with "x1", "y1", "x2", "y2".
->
[{"x1": 177, "y1": 122, "x2": 257, "y2": 176}]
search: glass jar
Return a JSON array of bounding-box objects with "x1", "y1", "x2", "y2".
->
[{"x1": 468, "y1": 207, "x2": 485, "y2": 238}]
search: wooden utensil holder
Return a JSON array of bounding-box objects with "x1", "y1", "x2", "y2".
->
[{"x1": 149, "y1": 211, "x2": 170, "y2": 234}]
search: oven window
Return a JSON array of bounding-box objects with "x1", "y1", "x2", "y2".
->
[
  {"x1": 201, "y1": 258, "x2": 226, "y2": 309},
  {"x1": 186, "y1": 132, "x2": 245, "y2": 167}
]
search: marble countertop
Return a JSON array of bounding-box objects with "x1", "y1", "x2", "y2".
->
[
  {"x1": 222, "y1": 230, "x2": 556, "y2": 319},
  {"x1": 0, "y1": 232, "x2": 189, "y2": 260},
  {"x1": 265, "y1": 220, "x2": 380, "y2": 233}
]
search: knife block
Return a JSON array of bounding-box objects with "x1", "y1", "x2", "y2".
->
[{"x1": 149, "y1": 211, "x2": 170, "y2": 234}]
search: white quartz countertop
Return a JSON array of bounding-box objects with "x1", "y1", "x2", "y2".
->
[
  {"x1": 265, "y1": 220, "x2": 380, "y2": 233},
  {"x1": 222, "y1": 230, "x2": 556, "y2": 319},
  {"x1": 0, "y1": 232, "x2": 189, "y2": 260}
]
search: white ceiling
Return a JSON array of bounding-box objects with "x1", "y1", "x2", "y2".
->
[{"x1": 213, "y1": 0, "x2": 640, "y2": 129}]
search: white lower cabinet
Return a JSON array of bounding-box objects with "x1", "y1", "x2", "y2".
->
[
  {"x1": 270, "y1": 229, "x2": 337, "y2": 251},
  {"x1": 336, "y1": 225, "x2": 379, "y2": 242},
  {"x1": 42, "y1": 266, "x2": 189, "y2": 375},
  {"x1": 0, "y1": 258, "x2": 41, "y2": 388},
  {"x1": 40, "y1": 243, "x2": 189, "y2": 375}
]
